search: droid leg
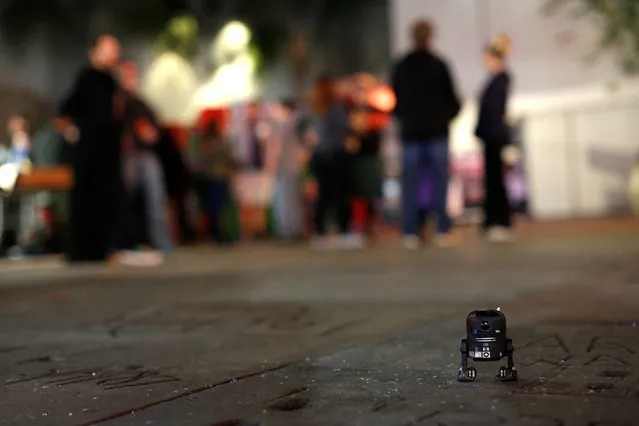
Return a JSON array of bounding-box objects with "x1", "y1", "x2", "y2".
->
[
  {"x1": 458, "y1": 339, "x2": 477, "y2": 382},
  {"x1": 497, "y1": 339, "x2": 517, "y2": 381}
]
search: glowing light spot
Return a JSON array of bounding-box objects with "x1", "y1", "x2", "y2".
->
[
  {"x1": 141, "y1": 52, "x2": 198, "y2": 124},
  {"x1": 367, "y1": 86, "x2": 396, "y2": 113}
]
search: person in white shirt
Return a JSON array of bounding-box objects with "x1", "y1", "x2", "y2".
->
[{"x1": 0, "y1": 115, "x2": 41, "y2": 258}]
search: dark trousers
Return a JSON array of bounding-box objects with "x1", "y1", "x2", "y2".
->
[
  {"x1": 67, "y1": 169, "x2": 123, "y2": 262},
  {"x1": 401, "y1": 139, "x2": 451, "y2": 236},
  {"x1": 196, "y1": 176, "x2": 231, "y2": 243},
  {"x1": 363, "y1": 200, "x2": 376, "y2": 236},
  {"x1": 172, "y1": 190, "x2": 195, "y2": 244},
  {"x1": 312, "y1": 152, "x2": 351, "y2": 236},
  {"x1": 118, "y1": 187, "x2": 147, "y2": 250},
  {"x1": 482, "y1": 140, "x2": 512, "y2": 229}
]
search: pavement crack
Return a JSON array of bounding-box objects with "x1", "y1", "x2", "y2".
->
[
  {"x1": 0, "y1": 346, "x2": 26, "y2": 354},
  {"x1": 15, "y1": 355, "x2": 55, "y2": 365},
  {"x1": 77, "y1": 363, "x2": 295, "y2": 426},
  {"x1": 263, "y1": 386, "x2": 309, "y2": 403},
  {"x1": 371, "y1": 396, "x2": 406, "y2": 412},
  {"x1": 400, "y1": 410, "x2": 440, "y2": 425},
  {"x1": 268, "y1": 396, "x2": 310, "y2": 411}
]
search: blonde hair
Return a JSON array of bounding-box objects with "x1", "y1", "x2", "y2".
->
[{"x1": 491, "y1": 33, "x2": 512, "y2": 57}]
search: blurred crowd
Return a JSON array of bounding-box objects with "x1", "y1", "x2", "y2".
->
[{"x1": 0, "y1": 18, "x2": 517, "y2": 264}]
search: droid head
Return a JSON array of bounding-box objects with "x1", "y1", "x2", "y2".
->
[{"x1": 466, "y1": 309, "x2": 506, "y2": 338}]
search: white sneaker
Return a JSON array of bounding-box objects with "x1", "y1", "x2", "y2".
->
[
  {"x1": 117, "y1": 250, "x2": 165, "y2": 267},
  {"x1": 7, "y1": 246, "x2": 25, "y2": 260},
  {"x1": 339, "y1": 233, "x2": 365, "y2": 250},
  {"x1": 485, "y1": 227, "x2": 515, "y2": 243},
  {"x1": 403, "y1": 235, "x2": 420, "y2": 250}
]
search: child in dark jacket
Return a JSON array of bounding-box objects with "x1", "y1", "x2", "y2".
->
[{"x1": 192, "y1": 120, "x2": 238, "y2": 244}]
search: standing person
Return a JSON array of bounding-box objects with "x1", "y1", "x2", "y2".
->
[
  {"x1": 55, "y1": 34, "x2": 124, "y2": 263},
  {"x1": 118, "y1": 60, "x2": 173, "y2": 263},
  {"x1": 346, "y1": 73, "x2": 387, "y2": 243},
  {"x1": 391, "y1": 19, "x2": 461, "y2": 249},
  {"x1": 155, "y1": 126, "x2": 196, "y2": 244},
  {"x1": 475, "y1": 42, "x2": 514, "y2": 242},
  {"x1": 192, "y1": 120, "x2": 239, "y2": 244},
  {"x1": 309, "y1": 75, "x2": 360, "y2": 250},
  {"x1": 246, "y1": 101, "x2": 265, "y2": 171},
  {"x1": 0, "y1": 115, "x2": 40, "y2": 258},
  {"x1": 272, "y1": 99, "x2": 305, "y2": 241}
]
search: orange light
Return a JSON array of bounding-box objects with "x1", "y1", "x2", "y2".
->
[{"x1": 367, "y1": 85, "x2": 396, "y2": 113}]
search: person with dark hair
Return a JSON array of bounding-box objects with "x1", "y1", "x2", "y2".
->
[
  {"x1": 391, "y1": 19, "x2": 462, "y2": 249},
  {"x1": 272, "y1": 98, "x2": 307, "y2": 240},
  {"x1": 308, "y1": 75, "x2": 361, "y2": 249},
  {"x1": 154, "y1": 127, "x2": 196, "y2": 244},
  {"x1": 117, "y1": 60, "x2": 172, "y2": 265},
  {"x1": 192, "y1": 120, "x2": 239, "y2": 244},
  {"x1": 246, "y1": 100, "x2": 265, "y2": 171},
  {"x1": 55, "y1": 34, "x2": 125, "y2": 263},
  {"x1": 475, "y1": 41, "x2": 514, "y2": 242},
  {"x1": 345, "y1": 73, "x2": 387, "y2": 243}
]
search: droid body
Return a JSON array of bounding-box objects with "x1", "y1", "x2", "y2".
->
[{"x1": 458, "y1": 309, "x2": 517, "y2": 381}]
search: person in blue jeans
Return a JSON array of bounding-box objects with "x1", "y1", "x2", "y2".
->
[
  {"x1": 118, "y1": 60, "x2": 173, "y2": 265},
  {"x1": 391, "y1": 19, "x2": 461, "y2": 248},
  {"x1": 193, "y1": 120, "x2": 238, "y2": 244}
]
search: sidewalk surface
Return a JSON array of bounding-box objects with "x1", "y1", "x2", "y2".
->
[{"x1": 0, "y1": 218, "x2": 638, "y2": 425}]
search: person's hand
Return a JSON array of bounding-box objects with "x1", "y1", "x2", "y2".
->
[
  {"x1": 54, "y1": 117, "x2": 79, "y2": 144},
  {"x1": 345, "y1": 136, "x2": 361, "y2": 153},
  {"x1": 349, "y1": 111, "x2": 369, "y2": 133},
  {"x1": 304, "y1": 129, "x2": 319, "y2": 148},
  {"x1": 303, "y1": 179, "x2": 318, "y2": 199},
  {"x1": 501, "y1": 145, "x2": 520, "y2": 166},
  {"x1": 256, "y1": 121, "x2": 271, "y2": 141},
  {"x1": 135, "y1": 119, "x2": 158, "y2": 144},
  {"x1": 65, "y1": 125, "x2": 80, "y2": 144},
  {"x1": 19, "y1": 159, "x2": 33, "y2": 175}
]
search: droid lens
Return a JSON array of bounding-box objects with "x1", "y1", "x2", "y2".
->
[{"x1": 480, "y1": 321, "x2": 491, "y2": 331}]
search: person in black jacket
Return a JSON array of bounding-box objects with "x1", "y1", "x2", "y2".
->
[
  {"x1": 118, "y1": 60, "x2": 173, "y2": 260},
  {"x1": 154, "y1": 126, "x2": 196, "y2": 245},
  {"x1": 475, "y1": 43, "x2": 514, "y2": 242},
  {"x1": 391, "y1": 19, "x2": 461, "y2": 249},
  {"x1": 56, "y1": 34, "x2": 124, "y2": 263}
]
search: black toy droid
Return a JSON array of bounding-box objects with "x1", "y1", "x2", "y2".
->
[{"x1": 458, "y1": 309, "x2": 517, "y2": 382}]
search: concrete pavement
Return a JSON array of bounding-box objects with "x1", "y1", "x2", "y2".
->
[{"x1": 0, "y1": 218, "x2": 638, "y2": 425}]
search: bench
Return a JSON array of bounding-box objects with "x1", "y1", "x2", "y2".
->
[{"x1": 16, "y1": 166, "x2": 73, "y2": 192}]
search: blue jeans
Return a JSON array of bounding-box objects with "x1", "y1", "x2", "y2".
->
[
  {"x1": 274, "y1": 171, "x2": 302, "y2": 240},
  {"x1": 401, "y1": 139, "x2": 452, "y2": 236},
  {"x1": 123, "y1": 152, "x2": 173, "y2": 254},
  {"x1": 195, "y1": 176, "x2": 232, "y2": 243}
]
